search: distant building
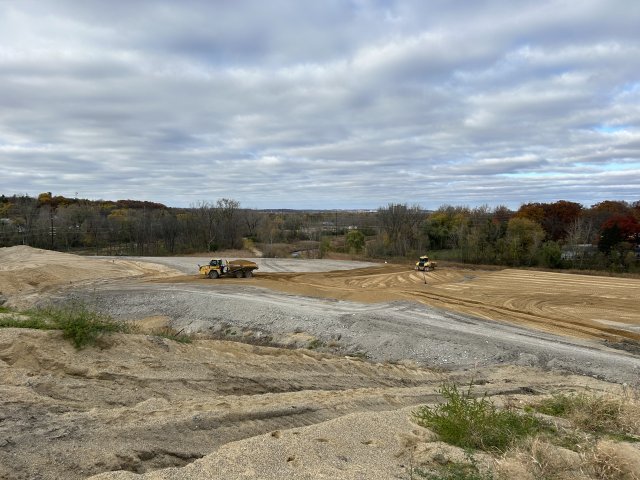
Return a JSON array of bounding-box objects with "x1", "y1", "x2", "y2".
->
[{"x1": 561, "y1": 244, "x2": 596, "y2": 260}]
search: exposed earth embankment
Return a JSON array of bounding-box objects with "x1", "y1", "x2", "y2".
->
[{"x1": 0, "y1": 247, "x2": 639, "y2": 479}]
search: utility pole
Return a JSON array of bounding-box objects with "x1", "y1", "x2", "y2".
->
[{"x1": 50, "y1": 210, "x2": 54, "y2": 250}]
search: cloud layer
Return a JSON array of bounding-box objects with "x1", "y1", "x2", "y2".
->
[{"x1": 1, "y1": 0, "x2": 639, "y2": 208}]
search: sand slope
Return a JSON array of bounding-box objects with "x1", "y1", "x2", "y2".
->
[{"x1": 0, "y1": 246, "x2": 182, "y2": 307}]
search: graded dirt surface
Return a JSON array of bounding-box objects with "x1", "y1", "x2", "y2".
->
[
  {"x1": 1, "y1": 247, "x2": 640, "y2": 479},
  {"x1": 251, "y1": 265, "x2": 640, "y2": 343},
  {"x1": 115, "y1": 255, "x2": 640, "y2": 343}
]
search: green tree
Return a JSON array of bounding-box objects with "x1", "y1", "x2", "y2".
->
[
  {"x1": 345, "y1": 230, "x2": 365, "y2": 253},
  {"x1": 539, "y1": 241, "x2": 562, "y2": 268},
  {"x1": 500, "y1": 218, "x2": 545, "y2": 266}
]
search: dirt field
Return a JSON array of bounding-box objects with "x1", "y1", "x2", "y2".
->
[
  {"x1": 1, "y1": 247, "x2": 640, "y2": 479},
  {"x1": 250, "y1": 265, "x2": 640, "y2": 343},
  {"x1": 106, "y1": 255, "x2": 640, "y2": 343}
]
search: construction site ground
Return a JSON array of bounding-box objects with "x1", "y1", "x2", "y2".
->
[{"x1": 0, "y1": 246, "x2": 639, "y2": 479}]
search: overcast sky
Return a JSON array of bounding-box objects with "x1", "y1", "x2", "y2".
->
[{"x1": 1, "y1": 0, "x2": 639, "y2": 209}]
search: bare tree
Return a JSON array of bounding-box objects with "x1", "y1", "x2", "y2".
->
[{"x1": 377, "y1": 203, "x2": 424, "y2": 256}]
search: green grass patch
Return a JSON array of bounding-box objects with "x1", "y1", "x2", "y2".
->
[
  {"x1": 0, "y1": 315, "x2": 54, "y2": 330},
  {"x1": 415, "y1": 461, "x2": 494, "y2": 480},
  {"x1": 414, "y1": 383, "x2": 546, "y2": 453},
  {"x1": 0, "y1": 303, "x2": 129, "y2": 349}
]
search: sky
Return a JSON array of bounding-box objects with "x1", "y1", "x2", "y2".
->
[{"x1": 1, "y1": 0, "x2": 639, "y2": 210}]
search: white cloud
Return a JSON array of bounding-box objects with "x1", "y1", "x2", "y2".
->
[{"x1": 0, "y1": 0, "x2": 638, "y2": 209}]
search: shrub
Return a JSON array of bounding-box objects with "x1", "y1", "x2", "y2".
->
[
  {"x1": 414, "y1": 383, "x2": 545, "y2": 452},
  {"x1": 42, "y1": 303, "x2": 129, "y2": 348},
  {"x1": 0, "y1": 303, "x2": 129, "y2": 349}
]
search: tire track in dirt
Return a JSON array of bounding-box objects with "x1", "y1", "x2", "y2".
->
[
  {"x1": 241, "y1": 265, "x2": 640, "y2": 343},
  {"x1": 0, "y1": 328, "x2": 448, "y2": 480}
]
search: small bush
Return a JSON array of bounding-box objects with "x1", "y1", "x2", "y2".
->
[
  {"x1": 43, "y1": 303, "x2": 129, "y2": 348},
  {"x1": 307, "y1": 338, "x2": 324, "y2": 350},
  {"x1": 0, "y1": 303, "x2": 129, "y2": 349},
  {"x1": 414, "y1": 383, "x2": 545, "y2": 452}
]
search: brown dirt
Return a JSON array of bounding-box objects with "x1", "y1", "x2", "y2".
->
[
  {"x1": 225, "y1": 265, "x2": 640, "y2": 343},
  {"x1": 1, "y1": 248, "x2": 639, "y2": 479},
  {"x1": 0, "y1": 246, "x2": 182, "y2": 308},
  {"x1": 0, "y1": 327, "x2": 630, "y2": 480},
  {"x1": 152, "y1": 262, "x2": 640, "y2": 344}
]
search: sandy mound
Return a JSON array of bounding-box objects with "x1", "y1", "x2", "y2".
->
[
  {"x1": 88, "y1": 408, "x2": 427, "y2": 480},
  {"x1": 1, "y1": 325, "x2": 626, "y2": 480},
  {"x1": 0, "y1": 246, "x2": 182, "y2": 306}
]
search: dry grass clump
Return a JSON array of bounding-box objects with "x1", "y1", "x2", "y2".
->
[
  {"x1": 495, "y1": 436, "x2": 640, "y2": 480},
  {"x1": 152, "y1": 325, "x2": 192, "y2": 343},
  {"x1": 590, "y1": 440, "x2": 640, "y2": 480},
  {"x1": 533, "y1": 389, "x2": 640, "y2": 439},
  {"x1": 495, "y1": 436, "x2": 587, "y2": 480}
]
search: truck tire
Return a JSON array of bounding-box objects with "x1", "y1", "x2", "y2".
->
[
  {"x1": 235, "y1": 270, "x2": 244, "y2": 278},
  {"x1": 244, "y1": 270, "x2": 253, "y2": 278},
  {"x1": 208, "y1": 270, "x2": 219, "y2": 279}
]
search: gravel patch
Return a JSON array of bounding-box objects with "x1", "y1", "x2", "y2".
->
[{"x1": 64, "y1": 279, "x2": 640, "y2": 385}]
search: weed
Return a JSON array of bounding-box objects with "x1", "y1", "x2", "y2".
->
[
  {"x1": 44, "y1": 303, "x2": 129, "y2": 348},
  {"x1": 414, "y1": 383, "x2": 545, "y2": 453},
  {"x1": 415, "y1": 460, "x2": 493, "y2": 480},
  {"x1": 533, "y1": 392, "x2": 639, "y2": 439},
  {"x1": 154, "y1": 326, "x2": 192, "y2": 344},
  {"x1": 0, "y1": 303, "x2": 129, "y2": 349},
  {"x1": 307, "y1": 338, "x2": 324, "y2": 350},
  {"x1": 347, "y1": 350, "x2": 369, "y2": 360},
  {"x1": 0, "y1": 315, "x2": 54, "y2": 330}
]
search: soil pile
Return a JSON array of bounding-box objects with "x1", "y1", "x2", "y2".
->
[{"x1": 0, "y1": 246, "x2": 181, "y2": 307}]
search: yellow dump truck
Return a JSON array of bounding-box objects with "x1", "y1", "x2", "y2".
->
[
  {"x1": 199, "y1": 259, "x2": 258, "y2": 279},
  {"x1": 415, "y1": 255, "x2": 437, "y2": 271}
]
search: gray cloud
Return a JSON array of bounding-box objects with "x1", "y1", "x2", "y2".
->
[{"x1": 1, "y1": 0, "x2": 639, "y2": 209}]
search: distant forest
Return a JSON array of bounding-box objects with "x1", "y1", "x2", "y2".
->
[{"x1": 1, "y1": 193, "x2": 639, "y2": 273}]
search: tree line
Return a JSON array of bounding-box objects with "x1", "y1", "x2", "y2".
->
[
  {"x1": 1, "y1": 193, "x2": 638, "y2": 272},
  {"x1": 374, "y1": 200, "x2": 640, "y2": 272}
]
